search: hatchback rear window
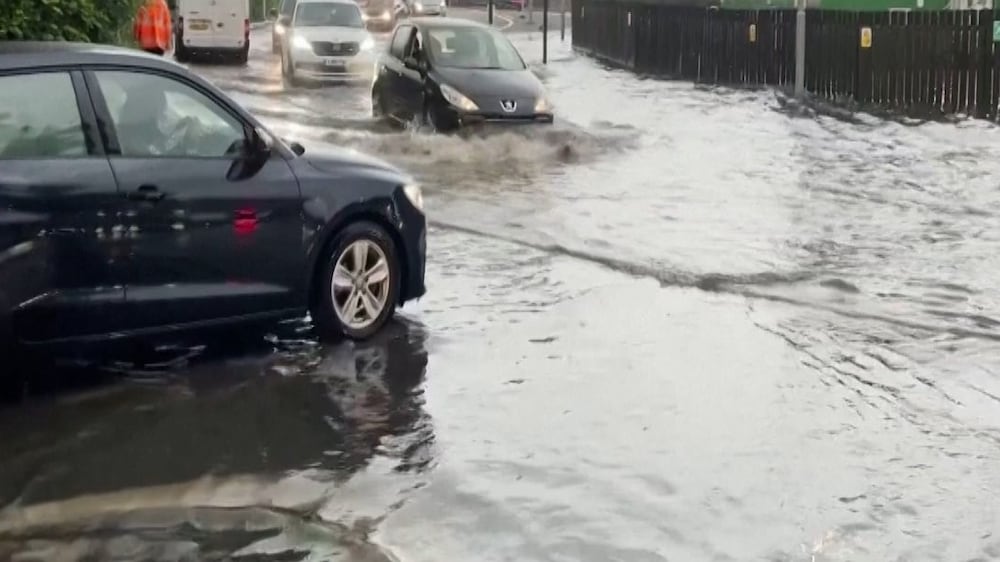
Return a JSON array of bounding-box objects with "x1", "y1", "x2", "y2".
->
[{"x1": 0, "y1": 72, "x2": 88, "y2": 159}]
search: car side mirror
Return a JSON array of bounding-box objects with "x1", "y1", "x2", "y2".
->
[
  {"x1": 289, "y1": 141, "x2": 305, "y2": 156},
  {"x1": 228, "y1": 126, "x2": 271, "y2": 180},
  {"x1": 403, "y1": 56, "x2": 425, "y2": 73}
]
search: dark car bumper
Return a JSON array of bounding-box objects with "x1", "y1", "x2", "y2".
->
[
  {"x1": 436, "y1": 104, "x2": 554, "y2": 128},
  {"x1": 395, "y1": 190, "x2": 427, "y2": 303},
  {"x1": 460, "y1": 113, "x2": 555, "y2": 126}
]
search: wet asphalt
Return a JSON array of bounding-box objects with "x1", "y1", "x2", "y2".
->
[{"x1": 3, "y1": 10, "x2": 1000, "y2": 561}]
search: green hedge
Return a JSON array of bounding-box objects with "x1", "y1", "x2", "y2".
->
[{"x1": 0, "y1": 0, "x2": 142, "y2": 43}]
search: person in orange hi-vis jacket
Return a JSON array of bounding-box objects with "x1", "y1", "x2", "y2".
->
[{"x1": 134, "y1": 0, "x2": 173, "y2": 56}]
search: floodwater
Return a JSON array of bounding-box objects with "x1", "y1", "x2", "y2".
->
[{"x1": 3, "y1": 14, "x2": 1000, "y2": 561}]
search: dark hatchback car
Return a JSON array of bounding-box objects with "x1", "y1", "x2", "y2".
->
[
  {"x1": 371, "y1": 18, "x2": 554, "y2": 131},
  {"x1": 0, "y1": 42, "x2": 426, "y2": 353}
]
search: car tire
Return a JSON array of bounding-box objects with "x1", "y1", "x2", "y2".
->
[
  {"x1": 236, "y1": 46, "x2": 249, "y2": 65},
  {"x1": 312, "y1": 221, "x2": 401, "y2": 341},
  {"x1": 372, "y1": 89, "x2": 387, "y2": 120},
  {"x1": 175, "y1": 35, "x2": 190, "y2": 62},
  {"x1": 282, "y1": 52, "x2": 298, "y2": 87}
]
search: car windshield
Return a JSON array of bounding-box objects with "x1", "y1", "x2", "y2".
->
[
  {"x1": 424, "y1": 26, "x2": 526, "y2": 70},
  {"x1": 294, "y1": 2, "x2": 364, "y2": 27}
]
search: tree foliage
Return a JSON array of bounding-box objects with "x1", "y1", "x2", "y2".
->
[{"x1": 0, "y1": 0, "x2": 142, "y2": 43}]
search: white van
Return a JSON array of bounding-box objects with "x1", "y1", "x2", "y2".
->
[{"x1": 175, "y1": 0, "x2": 251, "y2": 64}]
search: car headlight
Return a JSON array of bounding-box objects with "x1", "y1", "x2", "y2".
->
[
  {"x1": 380, "y1": 9, "x2": 391, "y2": 20},
  {"x1": 291, "y1": 34, "x2": 312, "y2": 51},
  {"x1": 360, "y1": 36, "x2": 375, "y2": 51},
  {"x1": 275, "y1": 23, "x2": 286, "y2": 35},
  {"x1": 403, "y1": 183, "x2": 424, "y2": 212},
  {"x1": 440, "y1": 84, "x2": 478, "y2": 112},
  {"x1": 534, "y1": 96, "x2": 552, "y2": 113},
  {"x1": 415, "y1": 1, "x2": 424, "y2": 10}
]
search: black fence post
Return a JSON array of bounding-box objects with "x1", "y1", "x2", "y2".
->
[
  {"x1": 543, "y1": 0, "x2": 549, "y2": 63},
  {"x1": 856, "y1": 11, "x2": 872, "y2": 106}
]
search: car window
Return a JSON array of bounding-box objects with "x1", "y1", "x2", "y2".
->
[
  {"x1": 294, "y1": 2, "x2": 364, "y2": 27},
  {"x1": 390, "y1": 25, "x2": 412, "y2": 59},
  {"x1": 95, "y1": 71, "x2": 246, "y2": 158},
  {"x1": 281, "y1": 0, "x2": 297, "y2": 15},
  {"x1": 0, "y1": 72, "x2": 88, "y2": 159},
  {"x1": 426, "y1": 26, "x2": 526, "y2": 70}
]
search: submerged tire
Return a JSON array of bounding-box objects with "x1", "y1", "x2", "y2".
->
[{"x1": 312, "y1": 221, "x2": 401, "y2": 341}]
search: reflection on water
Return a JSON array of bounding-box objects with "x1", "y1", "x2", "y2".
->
[{"x1": 0, "y1": 319, "x2": 431, "y2": 561}]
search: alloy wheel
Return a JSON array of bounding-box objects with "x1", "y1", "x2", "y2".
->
[{"x1": 331, "y1": 240, "x2": 391, "y2": 330}]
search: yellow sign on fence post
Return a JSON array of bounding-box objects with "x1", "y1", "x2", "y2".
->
[
  {"x1": 860, "y1": 26, "x2": 873, "y2": 48},
  {"x1": 749, "y1": 23, "x2": 757, "y2": 43}
]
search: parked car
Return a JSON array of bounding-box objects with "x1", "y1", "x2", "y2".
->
[
  {"x1": 0, "y1": 42, "x2": 426, "y2": 352},
  {"x1": 403, "y1": 0, "x2": 447, "y2": 17},
  {"x1": 279, "y1": 0, "x2": 378, "y2": 86},
  {"x1": 371, "y1": 18, "x2": 554, "y2": 131},
  {"x1": 358, "y1": 0, "x2": 398, "y2": 31},
  {"x1": 175, "y1": 0, "x2": 251, "y2": 64},
  {"x1": 270, "y1": 0, "x2": 299, "y2": 54}
]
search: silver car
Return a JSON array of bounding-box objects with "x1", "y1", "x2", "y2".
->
[{"x1": 407, "y1": 0, "x2": 446, "y2": 16}]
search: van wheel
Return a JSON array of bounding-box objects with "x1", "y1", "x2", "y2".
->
[
  {"x1": 282, "y1": 52, "x2": 299, "y2": 87},
  {"x1": 174, "y1": 37, "x2": 189, "y2": 62},
  {"x1": 236, "y1": 45, "x2": 249, "y2": 65},
  {"x1": 372, "y1": 89, "x2": 386, "y2": 120},
  {"x1": 312, "y1": 221, "x2": 400, "y2": 341}
]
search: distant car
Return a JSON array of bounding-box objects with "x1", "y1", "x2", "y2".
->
[
  {"x1": 270, "y1": 0, "x2": 299, "y2": 54},
  {"x1": 404, "y1": 0, "x2": 447, "y2": 17},
  {"x1": 280, "y1": 0, "x2": 378, "y2": 86},
  {"x1": 174, "y1": 0, "x2": 251, "y2": 64},
  {"x1": 358, "y1": 0, "x2": 397, "y2": 31},
  {"x1": 371, "y1": 18, "x2": 554, "y2": 131},
  {"x1": 0, "y1": 42, "x2": 426, "y2": 351}
]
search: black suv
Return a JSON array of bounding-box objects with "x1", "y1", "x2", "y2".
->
[{"x1": 0, "y1": 42, "x2": 426, "y2": 350}]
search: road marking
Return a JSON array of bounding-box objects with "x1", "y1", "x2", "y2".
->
[{"x1": 495, "y1": 12, "x2": 514, "y2": 30}]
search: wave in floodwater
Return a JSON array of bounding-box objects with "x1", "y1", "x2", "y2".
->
[{"x1": 293, "y1": 119, "x2": 637, "y2": 191}]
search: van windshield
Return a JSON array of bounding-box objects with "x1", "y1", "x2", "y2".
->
[{"x1": 294, "y1": 2, "x2": 364, "y2": 27}]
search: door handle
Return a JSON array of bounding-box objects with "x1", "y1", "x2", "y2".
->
[{"x1": 127, "y1": 185, "x2": 166, "y2": 202}]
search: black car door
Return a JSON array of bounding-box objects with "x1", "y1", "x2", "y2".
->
[
  {"x1": 382, "y1": 25, "x2": 415, "y2": 119},
  {"x1": 85, "y1": 68, "x2": 307, "y2": 333},
  {"x1": 0, "y1": 69, "x2": 127, "y2": 344},
  {"x1": 397, "y1": 28, "x2": 427, "y2": 120}
]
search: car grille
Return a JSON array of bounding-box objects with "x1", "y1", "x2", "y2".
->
[{"x1": 311, "y1": 41, "x2": 359, "y2": 56}]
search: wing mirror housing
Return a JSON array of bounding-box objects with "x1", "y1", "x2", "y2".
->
[
  {"x1": 403, "y1": 56, "x2": 426, "y2": 73},
  {"x1": 289, "y1": 141, "x2": 306, "y2": 156}
]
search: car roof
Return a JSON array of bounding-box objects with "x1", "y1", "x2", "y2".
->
[
  {"x1": 406, "y1": 17, "x2": 491, "y2": 30},
  {"x1": 0, "y1": 41, "x2": 183, "y2": 72}
]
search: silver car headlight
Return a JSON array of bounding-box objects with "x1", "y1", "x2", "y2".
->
[
  {"x1": 403, "y1": 183, "x2": 424, "y2": 212},
  {"x1": 360, "y1": 36, "x2": 375, "y2": 51},
  {"x1": 440, "y1": 84, "x2": 478, "y2": 112},
  {"x1": 292, "y1": 34, "x2": 312, "y2": 51}
]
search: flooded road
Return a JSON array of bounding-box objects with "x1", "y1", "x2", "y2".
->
[{"x1": 3, "y1": 13, "x2": 1000, "y2": 561}]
